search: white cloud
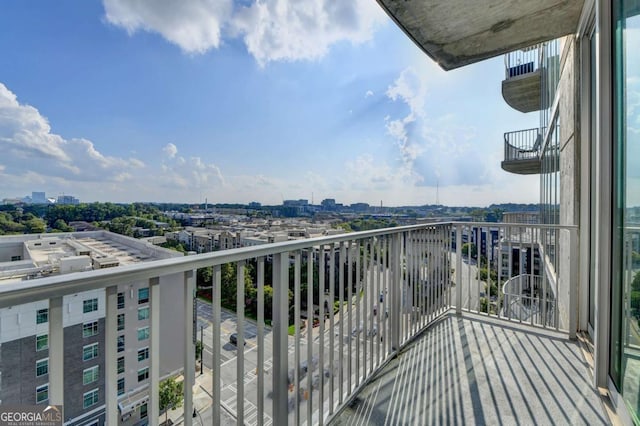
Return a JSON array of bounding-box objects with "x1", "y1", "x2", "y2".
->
[
  {"x1": 162, "y1": 142, "x2": 178, "y2": 158},
  {"x1": 0, "y1": 82, "x2": 145, "y2": 187},
  {"x1": 365, "y1": 90, "x2": 374, "y2": 98},
  {"x1": 103, "y1": 0, "x2": 233, "y2": 54},
  {"x1": 0, "y1": 83, "x2": 70, "y2": 162},
  {"x1": 102, "y1": 0, "x2": 386, "y2": 66},
  {"x1": 159, "y1": 153, "x2": 226, "y2": 192},
  {"x1": 233, "y1": 0, "x2": 386, "y2": 66}
]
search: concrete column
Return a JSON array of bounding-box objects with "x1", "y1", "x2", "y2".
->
[
  {"x1": 105, "y1": 286, "x2": 119, "y2": 425},
  {"x1": 183, "y1": 271, "x2": 195, "y2": 426},
  {"x1": 48, "y1": 296, "x2": 64, "y2": 406},
  {"x1": 148, "y1": 277, "x2": 160, "y2": 426}
]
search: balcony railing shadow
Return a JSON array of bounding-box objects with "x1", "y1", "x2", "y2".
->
[{"x1": 330, "y1": 312, "x2": 608, "y2": 425}]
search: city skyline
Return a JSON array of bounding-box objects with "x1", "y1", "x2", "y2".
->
[{"x1": 0, "y1": 1, "x2": 539, "y2": 206}]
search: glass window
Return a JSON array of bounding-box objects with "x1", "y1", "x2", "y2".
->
[
  {"x1": 36, "y1": 384, "x2": 48, "y2": 404},
  {"x1": 138, "y1": 307, "x2": 149, "y2": 321},
  {"x1": 137, "y1": 327, "x2": 149, "y2": 341},
  {"x1": 117, "y1": 356, "x2": 125, "y2": 374},
  {"x1": 117, "y1": 313, "x2": 125, "y2": 331},
  {"x1": 137, "y1": 367, "x2": 149, "y2": 382},
  {"x1": 83, "y1": 298, "x2": 98, "y2": 313},
  {"x1": 83, "y1": 321, "x2": 99, "y2": 338},
  {"x1": 83, "y1": 389, "x2": 99, "y2": 409},
  {"x1": 36, "y1": 334, "x2": 48, "y2": 351},
  {"x1": 140, "y1": 403, "x2": 148, "y2": 419},
  {"x1": 117, "y1": 377, "x2": 125, "y2": 396},
  {"x1": 83, "y1": 343, "x2": 98, "y2": 361},
  {"x1": 137, "y1": 347, "x2": 149, "y2": 362},
  {"x1": 117, "y1": 292, "x2": 125, "y2": 309},
  {"x1": 83, "y1": 366, "x2": 99, "y2": 385},
  {"x1": 36, "y1": 308, "x2": 48, "y2": 324},
  {"x1": 613, "y1": 1, "x2": 640, "y2": 421},
  {"x1": 36, "y1": 358, "x2": 48, "y2": 377},
  {"x1": 138, "y1": 288, "x2": 149, "y2": 304},
  {"x1": 117, "y1": 335, "x2": 125, "y2": 353}
]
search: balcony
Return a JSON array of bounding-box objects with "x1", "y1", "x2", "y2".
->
[
  {"x1": 502, "y1": 128, "x2": 542, "y2": 175},
  {"x1": 0, "y1": 222, "x2": 603, "y2": 426},
  {"x1": 502, "y1": 47, "x2": 542, "y2": 113},
  {"x1": 375, "y1": 0, "x2": 583, "y2": 70}
]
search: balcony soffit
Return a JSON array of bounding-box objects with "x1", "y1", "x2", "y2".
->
[{"x1": 376, "y1": 0, "x2": 584, "y2": 70}]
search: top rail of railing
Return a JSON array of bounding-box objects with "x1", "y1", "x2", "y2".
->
[
  {"x1": 504, "y1": 44, "x2": 541, "y2": 79},
  {"x1": 0, "y1": 221, "x2": 577, "y2": 309}
]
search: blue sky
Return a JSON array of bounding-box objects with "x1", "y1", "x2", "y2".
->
[{"x1": 0, "y1": 0, "x2": 539, "y2": 206}]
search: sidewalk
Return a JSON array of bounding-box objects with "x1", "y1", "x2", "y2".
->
[{"x1": 163, "y1": 366, "x2": 235, "y2": 425}]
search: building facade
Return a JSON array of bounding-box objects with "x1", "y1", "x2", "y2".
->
[{"x1": 0, "y1": 232, "x2": 185, "y2": 425}]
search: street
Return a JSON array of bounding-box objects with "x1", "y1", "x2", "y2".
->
[{"x1": 193, "y1": 277, "x2": 392, "y2": 425}]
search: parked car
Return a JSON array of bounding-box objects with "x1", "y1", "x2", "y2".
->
[{"x1": 229, "y1": 333, "x2": 245, "y2": 346}]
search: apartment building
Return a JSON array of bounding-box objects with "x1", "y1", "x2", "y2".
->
[{"x1": 0, "y1": 231, "x2": 185, "y2": 425}]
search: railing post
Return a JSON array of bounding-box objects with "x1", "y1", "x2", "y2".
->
[
  {"x1": 183, "y1": 270, "x2": 195, "y2": 426},
  {"x1": 105, "y1": 286, "x2": 118, "y2": 425},
  {"x1": 48, "y1": 296, "x2": 64, "y2": 406},
  {"x1": 272, "y1": 253, "x2": 289, "y2": 424},
  {"x1": 456, "y1": 225, "x2": 462, "y2": 315},
  {"x1": 390, "y1": 233, "x2": 402, "y2": 352},
  {"x1": 212, "y1": 265, "x2": 222, "y2": 422},
  {"x1": 569, "y1": 228, "x2": 578, "y2": 339},
  {"x1": 236, "y1": 261, "x2": 245, "y2": 425}
]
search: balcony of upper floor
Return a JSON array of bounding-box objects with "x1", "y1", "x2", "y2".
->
[
  {"x1": 502, "y1": 128, "x2": 542, "y2": 174},
  {"x1": 0, "y1": 221, "x2": 609, "y2": 426},
  {"x1": 375, "y1": 0, "x2": 583, "y2": 70},
  {"x1": 502, "y1": 46, "x2": 542, "y2": 113}
]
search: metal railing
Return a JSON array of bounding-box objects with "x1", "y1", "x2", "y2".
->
[
  {"x1": 0, "y1": 222, "x2": 578, "y2": 425},
  {"x1": 503, "y1": 212, "x2": 540, "y2": 224},
  {"x1": 504, "y1": 44, "x2": 541, "y2": 79},
  {"x1": 504, "y1": 128, "x2": 543, "y2": 162}
]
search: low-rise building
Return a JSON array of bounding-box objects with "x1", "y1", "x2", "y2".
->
[{"x1": 0, "y1": 231, "x2": 185, "y2": 425}]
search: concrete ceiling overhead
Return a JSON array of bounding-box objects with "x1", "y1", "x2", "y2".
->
[{"x1": 376, "y1": 0, "x2": 584, "y2": 70}]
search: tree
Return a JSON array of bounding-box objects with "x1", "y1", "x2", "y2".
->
[
  {"x1": 53, "y1": 219, "x2": 74, "y2": 232},
  {"x1": 24, "y1": 217, "x2": 46, "y2": 234},
  {"x1": 195, "y1": 340, "x2": 203, "y2": 361},
  {"x1": 632, "y1": 270, "x2": 640, "y2": 292},
  {"x1": 461, "y1": 243, "x2": 478, "y2": 259},
  {"x1": 197, "y1": 267, "x2": 212, "y2": 288},
  {"x1": 159, "y1": 377, "x2": 183, "y2": 425}
]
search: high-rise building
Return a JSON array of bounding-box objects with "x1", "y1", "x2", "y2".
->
[
  {"x1": 31, "y1": 192, "x2": 47, "y2": 204},
  {"x1": 57, "y1": 195, "x2": 80, "y2": 205}
]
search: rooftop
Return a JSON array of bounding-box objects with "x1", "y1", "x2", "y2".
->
[{"x1": 0, "y1": 231, "x2": 179, "y2": 283}]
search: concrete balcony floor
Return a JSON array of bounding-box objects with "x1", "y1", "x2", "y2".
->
[{"x1": 330, "y1": 312, "x2": 608, "y2": 425}]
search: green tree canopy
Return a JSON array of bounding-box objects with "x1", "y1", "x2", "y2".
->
[{"x1": 159, "y1": 377, "x2": 183, "y2": 424}]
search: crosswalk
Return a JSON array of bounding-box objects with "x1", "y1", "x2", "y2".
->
[{"x1": 222, "y1": 384, "x2": 272, "y2": 426}]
